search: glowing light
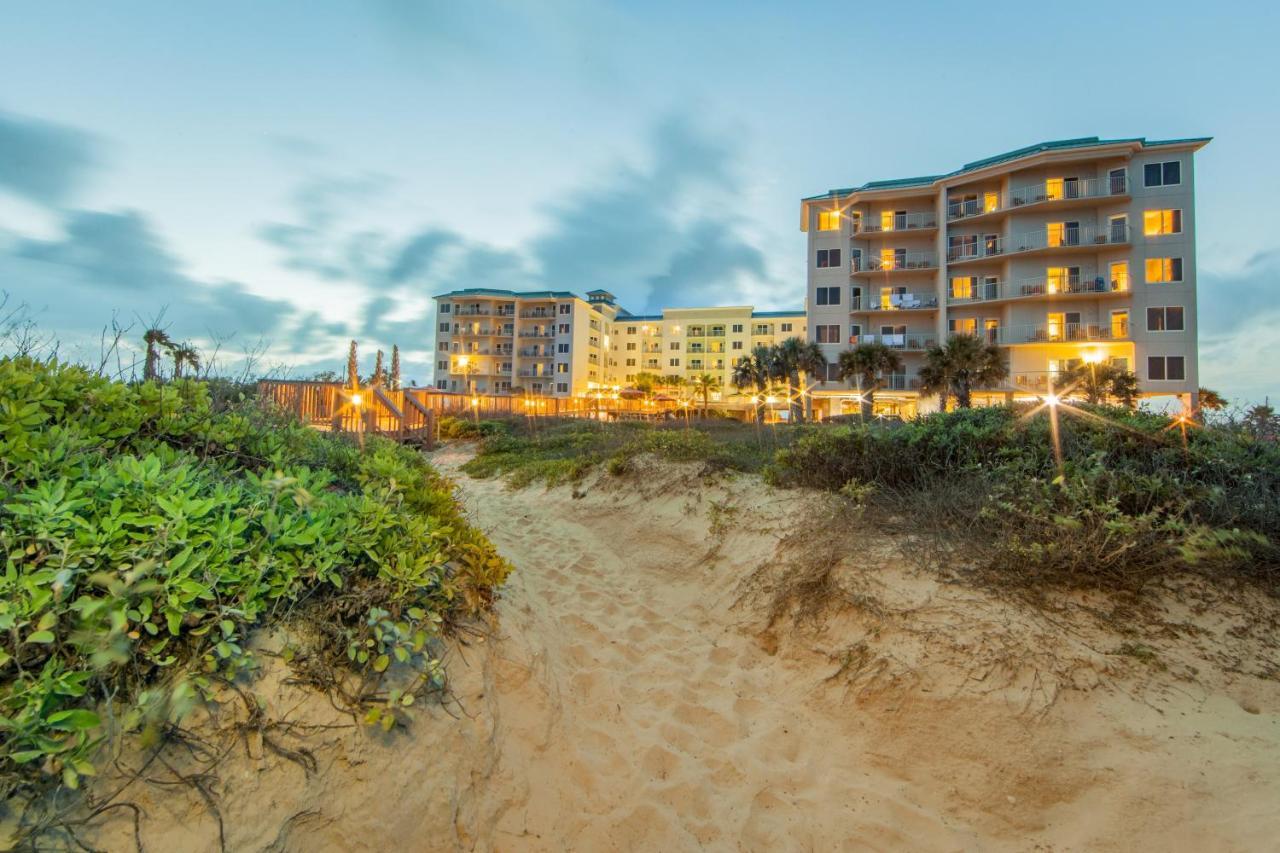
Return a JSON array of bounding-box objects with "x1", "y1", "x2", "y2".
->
[
  {"x1": 1045, "y1": 393, "x2": 1060, "y2": 407},
  {"x1": 1083, "y1": 351, "x2": 1103, "y2": 364},
  {"x1": 350, "y1": 393, "x2": 363, "y2": 407},
  {"x1": 457, "y1": 355, "x2": 469, "y2": 367},
  {"x1": 471, "y1": 397, "x2": 479, "y2": 407}
]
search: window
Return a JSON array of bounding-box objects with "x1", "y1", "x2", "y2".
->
[
  {"x1": 950, "y1": 276, "x2": 975, "y2": 299},
  {"x1": 625, "y1": 342, "x2": 636, "y2": 351},
  {"x1": 440, "y1": 304, "x2": 451, "y2": 314},
  {"x1": 1145, "y1": 257, "x2": 1183, "y2": 283},
  {"x1": 437, "y1": 360, "x2": 448, "y2": 371},
  {"x1": 950, "y1": 317, "x2": 977, "y2": 336},
  {"x1": 558, "y1": 323, "x2": 570, "y2": 334},
  {"x1": 626, "y1": 358, "x2": 636, "y2": 367},
  {"x1": 1148, "y1": 356, "x2": 1185, "y2": 381},
  {"x1": 439, "y1": 322, "x2": 450, "y2": 332},
  {"x1": 669, "y1": 341, "x2": 680, "y2": 350},
  {"x1": 753, "y1": 324, "x2": 771, "y2": 335},
  {"x1": 1110, "y1": 261, "x2": 1130, "y2": 291},
  {"x1": 732, "y1": 341, "x2": 743, "y2": 350},
  {"x1": 558, "y1": 304, "x2": 571, "y2": 314},
  {"x1": 1046, "y1": 266, "x2": 1080, "y2": 293},
  {"x1": 669, "y1": 358, "x2": 680, "y2": 367},
  {"x1": 689, "y1": 359, "x2": 703, "y2": 370},
  {"x1": 817, "y1": 210, "x2": 841, "y2": 230},
  {"x1": 554, "y1": 362, "x2": 568, "y2": 374},
  {"x1": 1147, "y1": 306, "x2": 1185, "y2": 331},
  {"x1": 626, "y1": 326, "x2": 637, "y2": 334},
  {"x1": 781, "y1": 323, "x2": 793, "y2": 332},
  {"x1": 1144, "y1": 161, "x2": 1182, "y2": 187},
  {"x1": 816, "y1": 286, "x2": 841, "y2": 306},
  {"x1": 1111, "y1": 310, "x2": 1130, "y2": 338},
  {"x1": 816, "y1": 248, "x2": 842, "y2": 268},
  {"x1": 555, "y1": 343, "x2": 568, "y2": 353},
  {"x1": 438, "y1": 342, "x2": 449, "y2": 351},
  {"x1": 556, "y1": 382, "x2": 569, "y2": 393},
  {"x1": 948, "y1": 234, "x2": 977, "y2": 259},
  {"x1": 816, "y1": 324, "x2": 841, "y2": 344},
  {"x1": 825, "y1": 364, "x2": 841, "y2": 381},
  {"x1": 1047, "y1": 221, "x2": 1080, "y2": 247},
  {"x1": 1143, "y1": 209, "x2": 1182, "y2": 236},
  {"x1": 731, "y1": 323, "x2": 743, "y2": 333}
]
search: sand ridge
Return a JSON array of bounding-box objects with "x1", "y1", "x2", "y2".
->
[{"x1": 77, "y1": 448, "x2": 1280, "y2": 852}]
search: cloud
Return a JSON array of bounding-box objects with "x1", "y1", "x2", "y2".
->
[
  {"x1": 1196, "y1": 250, "x2": 1280, "y2": 405},
  {"x1": 1199, "y1": 249, "x2": 1280, "y2": 334},
  {"x1": 4, "y1": 208, "x2": 294, "y2": 356},
  {"x1": 0, "y1": 110, "x2": 98, "y2": 207}
]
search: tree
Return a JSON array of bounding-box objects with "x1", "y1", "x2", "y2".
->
[
  {"x1": 836, "y1": 342, "x2": 902, "y2": 419},
  {"x1": 632, "y1": 372, "x2": 660, "y2": 395},
  {"x1": 390, "y1": 345, "x2": 401, "y2": 390},
  {"x1": 143, "y1": 328, "x2": 172, "y2": 382},
  {"x1": 1245, "y1": 402, "x2": 1278, "y2": 441},
  {"x1": 689, "y1": 373, "x2": 720, "y2": 418},
  {"x1": 919, "y1": 335, "x2": 1007, "y2": 409},
  {"x1": 1062, "y1": 361, "x2": 1139, "y2": 408},
  {"x1": 916, "y1": 356, "x2": 951, "y2": 412},
  {"x1": 346, "y1": 340, "x2": 359, "y2": 388},
  {"x1": 732, "y1": 345, "x2": 773, "y2": 424},
  {"x1": 171, "y1": 343, "x2": 200, "y2": 379},
  {"x1": 794, "y1": 341, "x2": 829, "y2": 423},
  {"x1": 373, "y1": 349, "x2": 386, "y2": 386},
  {"x1": 1198, "y1": 387, "x2": 1226, "y2": 411}
]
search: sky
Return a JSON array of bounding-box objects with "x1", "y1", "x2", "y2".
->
[{"x1": 0, "y1": 0, "x2": 1278, "y2": 403}]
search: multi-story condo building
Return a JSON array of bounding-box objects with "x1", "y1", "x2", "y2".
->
[
  {"x1": 802, "y1": 136, "x2": 1209, "y2": 418},
  {"x1": 434, "y1": 288, "x2": 804, "y2": 397}
]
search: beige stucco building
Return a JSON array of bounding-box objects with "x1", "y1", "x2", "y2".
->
[
  {"x1": 433, "y1": 289, "x2": 804, "y2": 398},
  {"x1": 802, "y1": 136, "x2": 1210, "y2": 417}
]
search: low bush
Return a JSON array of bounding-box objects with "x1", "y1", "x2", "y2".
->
[
  {"x1": 767, "y1": 406, "x2": 1280, "y2": 589},
  {"x1": 0, "y1": 358, "x2": 510, "y2": 801},
  {"x1": 437, "y1": 415, "x2": 511, "y2": 440}
]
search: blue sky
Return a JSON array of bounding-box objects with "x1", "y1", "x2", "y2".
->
[{"x1": 1, "y1": 0, "x2": 1277, "y2": 402}]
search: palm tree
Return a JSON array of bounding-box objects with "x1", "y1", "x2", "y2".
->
[
  {"x1": 1198, "y1": 387, "x2": 1226, "y2": 411},
  {"x1": 1062, "y1": 361, "x2": 1138, "y2": 407},
  {"x1": 171, "y1": 343, "x2": 200, "y2": 379},
  {"x1": 142, "y1": 328, "x2": 172, "y2": 382},
  {"x1": 732, "y1": 345, "x2": 773, "y2": 424},
  {"x1": 794, "y1": 341, "x2": 828, "y2": 423},
  {"x1": 920, "y1": 335, "x2": 1007, "y2": 409},
  {"x1": 632, "y1": 372, "x2": 659, "y2": 395},
  {"x1": 390, "y1": 345, "x2": 401, "y2": 390},
  {"x1": 689, "y1": 373, "x2": 720, "y2": 417},
  {"x1": 837, "y1": 342, "x2": 902, "y2": 419},
  {"x1": 916, "y1": 350, "x2": 951, "y2": 412},
  {"x1": 1246, "y1": 402, "x2": 1278, "y2": 441},
  {"x1": 373, "y1": 349, "x2": 386, "y2": 386}
]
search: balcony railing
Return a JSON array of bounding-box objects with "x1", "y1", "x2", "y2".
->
[
  {"x1": 947, "y1": 223, "x2": 1130, "y2": 263},
  {"x1": 853, "y1": 212, "x2": 938, "y2": 234},
  {"x1": 946, "y1": 174, "x2": 1129, "y2": 221},
  {"x1": 519, "y1": 310, "x2": 557, "y2": 319},
  {"x1": 948, "y1": 274, "x2": 1129, "y2": 303},
  {"x1": 454, "y1": 327, "x2": 508, "y2": 336},
  {"x1": 517, "y1": 330, "x2": 555, "y2": 338},
  {"x1": 880, "y1": 373, "x2": 922, "y2": 391},
  {"x1": 852, "y1": 292, "x2": 940, "y2": 311},
  {"x1": 518, "y1": 348, "x2": 555, "y2": 357},
  {"x1": 848, "y1": 333, "x2": 937, "y2": 350},
  {"x1": 517, "y1": 369, "x2": 555, "y2": 378},
  {"x1": 453, "y1": 307, "x2": 492, "y2": 317},
  {"x1": 997, "y1": 321, "x2": 1129, "y2": 345},
  {"x1": 852, "y1": 252, "x2": 937, "y2": 273}
]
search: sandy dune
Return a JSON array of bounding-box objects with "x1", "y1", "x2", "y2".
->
[{"x1": 82, "y1": 449, "x2": 1280, "y2": 852}]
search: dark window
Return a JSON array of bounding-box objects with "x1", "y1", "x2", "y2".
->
[
  {"x1": 781, "y1": 323, "x2": 793, "y2": 332},
  {"x1": 816, "y1": 248, "x2": 842, "y2": 269},
  {"x1": 732, "y1": 341, "x2": 743, "y2": 350},
  {"x1": 816, "y1": 286, "x2": 841, "y2": 306},
  {"x1": 1145, "y1": 161, "x2": 1182, "y2": 187},
  {"x1": 557, "y1": 383, "x2": 568, "y2": 393},
  {"x1": 558, "y1": 304, "x2": 571, "y2": 314},
  {"x1": 439, "y1": 322, "x2": 450, "y2": 332},
  {"x1": 816, "y1": 324, "x2": 841, "y2": 344},
  {"x1": 669, "y1": 358, "x2": 680, "y2": 367},
  {"x1": 440, "y1": 304, "x2": 451, "y2": 313},
  {"x1": 669, "y1": 342, "x2": 680, "y2": 350},
  {"x1": 1167, "y1": 356, "x2": 1185, "y2": 381},
  {"x1": 732, "y1": 323, "x2": 743, "y2": 333},
  {"x1": 558, "y1": 323, "x2": 570, "y2": 334},
  {"x1": 1171, "y1": 258, "x2": 1184, "y2": 281},
  {"x1": 558, "y1": 343, "x2": 569, "y2": 353},
  {"x1": 437, "y1": 360, "x2": 447, "y2": 370},
  {"x1": 626, "y1": 326, "x2": 637, "y2": 334},
  {"x1": 1147, "y1": 306, "x2": 1184, "y2": 332}
]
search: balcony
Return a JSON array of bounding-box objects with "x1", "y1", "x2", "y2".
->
[
  {"x1": 947, "y1": 275, "x2": 1130, "y2": 305},
  {"x1": 453, "y1": 307, "x2": 493, "y2": 317},
  {"x1": 947, "y1": 223, "x2": 1130, "y2": 265},
  {"x1": 454, "y1": 327, "x2": 509, "y2": 337},
  {"x1": 517, "y1": 330, "x2": 555, "y2": 339},
  {"x1": 517, "y1": 369, "x2": 556, "y2": 378},
  {"x1": 881, "y1": 373, "x2": 922, "y2": 391},
  {"x1": 518, "y1": 347, "x2": 555, "y2": 358},
  {"x1": 852, "y1": 292, "x2": 940, "y2": 312},
  {"x1": 851, "y1": 252, "x2": 937, "y2": 275},
  {"x1": 946, "y1": 175, "x2": 1130, "y2": 222},
  {"x1": 853, "y1": 212, "x2": 938, "y2": 238},
  {"x1": 997, "y1": 321, "x2": 1129, "y2": 345},
  {"x1": 519, "y1": 310, "x2": 557, "y2": 319},
  {"x1": 848, "y1": 332, "x2": 937, "y2": 350}
]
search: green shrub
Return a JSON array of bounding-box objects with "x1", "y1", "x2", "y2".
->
[
  {"x1": 0, "y1": 358, "x2": 511, "y2": 799},
  {"x1": 768, "y1": 406, "x2": 1280, "y2": 588},
  {"x1": 437, "y1": 416, "x2": 510, "y2": 440}
]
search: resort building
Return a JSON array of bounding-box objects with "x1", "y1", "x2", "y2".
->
[
  {"x1": 433, "y1": 288, "x2": 804, "y2": 398},
  {"x1": 802, "y1": 136, "x2": 1209, "y2": 418}
]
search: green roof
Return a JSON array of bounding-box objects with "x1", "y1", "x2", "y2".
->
[
  {"x1": 803, "y1": 135, "x2": 1212, "y2": 202},
  {"x1": 751, "y1": 310, "x2": 805, "y2": 318},
  {"x1": 435, "y1": 288, "x2": 576, "y2": 299}
]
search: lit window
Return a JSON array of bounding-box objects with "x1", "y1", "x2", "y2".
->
[
  {"x1": 1047, "y1": 222, "x2": 1066, "y2": 247},
  {"x1": 1110, "y1": 261, "x2": 1130, "y2": 291},
  {"x1": 1143, "y1": 209, "x2": 1182, "y2": 236},
  {"x1": 950, "y1": 276, "x2": 974, "y2": 299},
  {"x1": 1046, "y1": 266, "x2": 1070, "y2": 293},
  {"x1": 818, "y1": 210, "x2": 841, "y2": 231},
  {"x1": 1111, "y1": 311, "x2": 1130, "y2": 338},
  {"x1": 1145, "y1": 258, "x2": 1183, "y2": 283},
  {"x1": 983, "y1": 191, "x2": 999, "y2": 212},
  {"x1": 1046, "y1": 178, "x2": 1064, "y2": 201},
  {"x1": 880, "y1": 210, "x2": 895, "y2": 232},
  {"x1": 880, "y1": 248, "x2": 897, "y2": 270}
]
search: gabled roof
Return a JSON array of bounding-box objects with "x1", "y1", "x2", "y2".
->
[{"x1": 802, "y1": 135, "x2": 1212, "y2": 203}]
